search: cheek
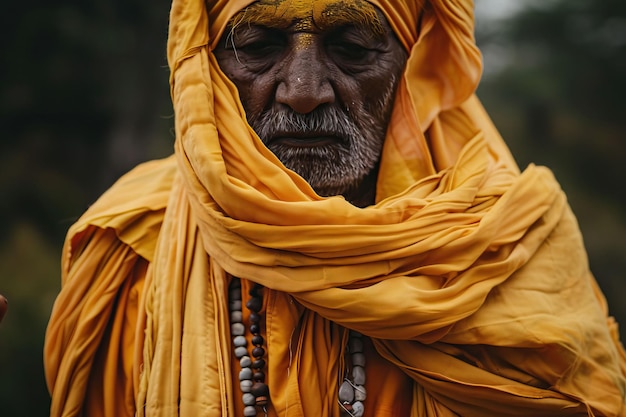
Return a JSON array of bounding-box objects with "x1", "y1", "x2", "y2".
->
[
  {"x1": 355, "y1": 75, "x2": 391, "y2": 110},
  {"x1": 215, "y1": 52, "x2": 275, "y2": 116},
  {"x1": 361, "y1": 56, "x2": 405, "y2": 106},
  {"x1": 233, "y1": 73, "x2": 276, "y2": 116},
  {"x1": 223, "y1": 73, "x2": 272, "y2": 117}
]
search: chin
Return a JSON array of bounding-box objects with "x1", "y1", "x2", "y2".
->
[
  {"x1": 311, "y1": 184, "x2": 353, "y2": 198},
  {"x1": 307, "y1": 172, "x2": 367, "y2": 199}
]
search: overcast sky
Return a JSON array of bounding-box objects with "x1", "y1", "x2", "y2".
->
[
  {"x1": 474, "y1": 0, "x2": 528, "y2": 21},
  {"x1": 473, "y1": 0, "x2": 536, "y2": 75}
]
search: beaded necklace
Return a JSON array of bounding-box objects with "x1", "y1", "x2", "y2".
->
[{"x1": 228, "y1": 278, "x2": 367, "y2": 417}]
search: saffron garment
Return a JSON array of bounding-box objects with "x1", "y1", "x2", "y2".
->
[{"x1": 44, "y1": 0, "x2": 626, "y2": 416}]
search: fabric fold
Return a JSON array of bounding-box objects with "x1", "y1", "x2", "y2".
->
[{"x1": 44, "y1": 0, "x2": 626, "y2": 416}]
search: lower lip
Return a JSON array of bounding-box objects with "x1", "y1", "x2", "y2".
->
[{"x1": 272, "y1": 137, "x2": 339, "y2": 148}]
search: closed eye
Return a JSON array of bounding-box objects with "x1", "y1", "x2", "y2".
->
[
  {"x1": 324, "y1": 26, "x2": 382, "y2": 71},
  {"x1": 229, "y1": 27, "x2": 287, "y2": 59},
  {"x1": 327, "y1": 42, "x2": 372, "y2": 62}
]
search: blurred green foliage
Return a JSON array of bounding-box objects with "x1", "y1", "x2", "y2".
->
[
  {"x1": 1, "y1": 0, "x2": 173, "y2": 415},
  {"x1": 476, "y1": 0, "x2": 626, "y2": 325},
  {"x1": 1, "y1": 0, "x2": 624, "y2": 415}
]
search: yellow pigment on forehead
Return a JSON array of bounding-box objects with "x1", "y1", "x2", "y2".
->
[{"x1": 230, "y1": 0, "x2": 384, "y2": 36}]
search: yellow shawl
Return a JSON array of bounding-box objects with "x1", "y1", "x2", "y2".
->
[{"x1": 45, "y1": 0, "x2": 626, "y2": 416}]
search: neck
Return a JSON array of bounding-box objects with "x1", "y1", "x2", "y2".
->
[{"x1": 341, "y1": 168, "x2": 378, "y2": 208}]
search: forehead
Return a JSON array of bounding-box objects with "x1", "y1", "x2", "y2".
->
[{"x1": 232, "y1": 0, "x2": 384, "y2": 34}]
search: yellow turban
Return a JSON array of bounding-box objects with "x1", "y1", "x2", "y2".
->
[{"x1": 44, "y1": 0, "x2": 626, "y2": 416}]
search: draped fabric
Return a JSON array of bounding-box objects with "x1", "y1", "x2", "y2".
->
[{"x1": 44, "y1": 0, "x2": 626, "y2": 416}]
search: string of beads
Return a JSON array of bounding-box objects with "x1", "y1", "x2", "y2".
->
[
  {"x1": 229, "y1": 278, "x2": 366, "y2": 417},
  {"x1": 229, "y1": 279, "x2": 269, "y2": 417},
  {"x1": 338, "y1": 331, "x2": 367, "y2": 417}
]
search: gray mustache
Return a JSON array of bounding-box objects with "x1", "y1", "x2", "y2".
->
[{"x1": 249, "y1": 106, "x2": 361, "y2": 144}]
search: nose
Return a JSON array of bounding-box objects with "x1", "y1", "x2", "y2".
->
[{"x1": 275, "y1": 36, "x2": 335, "y2": 114}]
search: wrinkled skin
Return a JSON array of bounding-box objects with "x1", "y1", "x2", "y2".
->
[{"x1": 214, "y1": 0, "x2": 408, "y2": 207}]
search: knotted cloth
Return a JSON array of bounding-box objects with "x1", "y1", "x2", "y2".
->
[{"x1": 44, "y1": 0, "x2": 626, "y2": 416}]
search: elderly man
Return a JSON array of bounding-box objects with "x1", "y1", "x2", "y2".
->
[{"x1": 44, "y1": 0, "x2": 626, "y2": 416}]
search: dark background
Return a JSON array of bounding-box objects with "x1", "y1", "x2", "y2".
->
[{"x1": 1, "y1": 0, "x2": 624, "y2": 415}]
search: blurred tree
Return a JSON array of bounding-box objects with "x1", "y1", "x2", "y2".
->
[
  {"x1": 1, "y1": 0, "x2": 171, "y2": 415},
  {"x1": 476, "y1": 0, "x2": 626, "y2": 325},
  {"x1": 1, "y1": 0, "x2": 173, "y2": 243}
]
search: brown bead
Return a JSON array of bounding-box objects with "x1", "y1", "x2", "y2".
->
[
  {"x1": 249, "y1": 284, "x2": 263, "y2": 297},
  {"x1": 246, "y1": 297, "x2": 262, "y2": 313},
  {"x1": 252, "y1": 335, "x2": 264, "y2": 346},
  {"x1": 255, "y1": 396, "x2": 269, "y2": 406},
  {"x1": 251, "y1": 382, "x2": 270, "y2": 397},
  {"x1": 251, "y1": 358, "x2": 266, "y2": 369},
  {"x1": 253, "y1": 371, "x2": 265, "y2": 382},
  {"x1": 252, "y1": 346, "x2": 265, "y2": 358}
]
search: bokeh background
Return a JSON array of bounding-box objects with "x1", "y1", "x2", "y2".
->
[{"x1": 1, "y1": 0, "x2": 624, "y2": 415}]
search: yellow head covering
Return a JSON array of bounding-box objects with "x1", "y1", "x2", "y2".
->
[{"x1": 44, "y1": 0, "x2": 626, "y2": 416}]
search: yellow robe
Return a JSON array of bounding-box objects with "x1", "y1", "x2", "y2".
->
[{"x1": 45, "y1": 0, "x2": 626, "y2": 416}]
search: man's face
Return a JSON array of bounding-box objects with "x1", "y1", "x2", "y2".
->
[{"x1": 214, "y1": 0, "x2": 407, "y2": 203}]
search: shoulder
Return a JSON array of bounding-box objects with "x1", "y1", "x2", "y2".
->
[{"x1": 67, "y1": 155, "x2": 178, "y2": 263}]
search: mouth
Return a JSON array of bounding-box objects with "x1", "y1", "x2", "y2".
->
[{"x1": 268, "y1": 134, "x2": 344, "y2": 148}]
